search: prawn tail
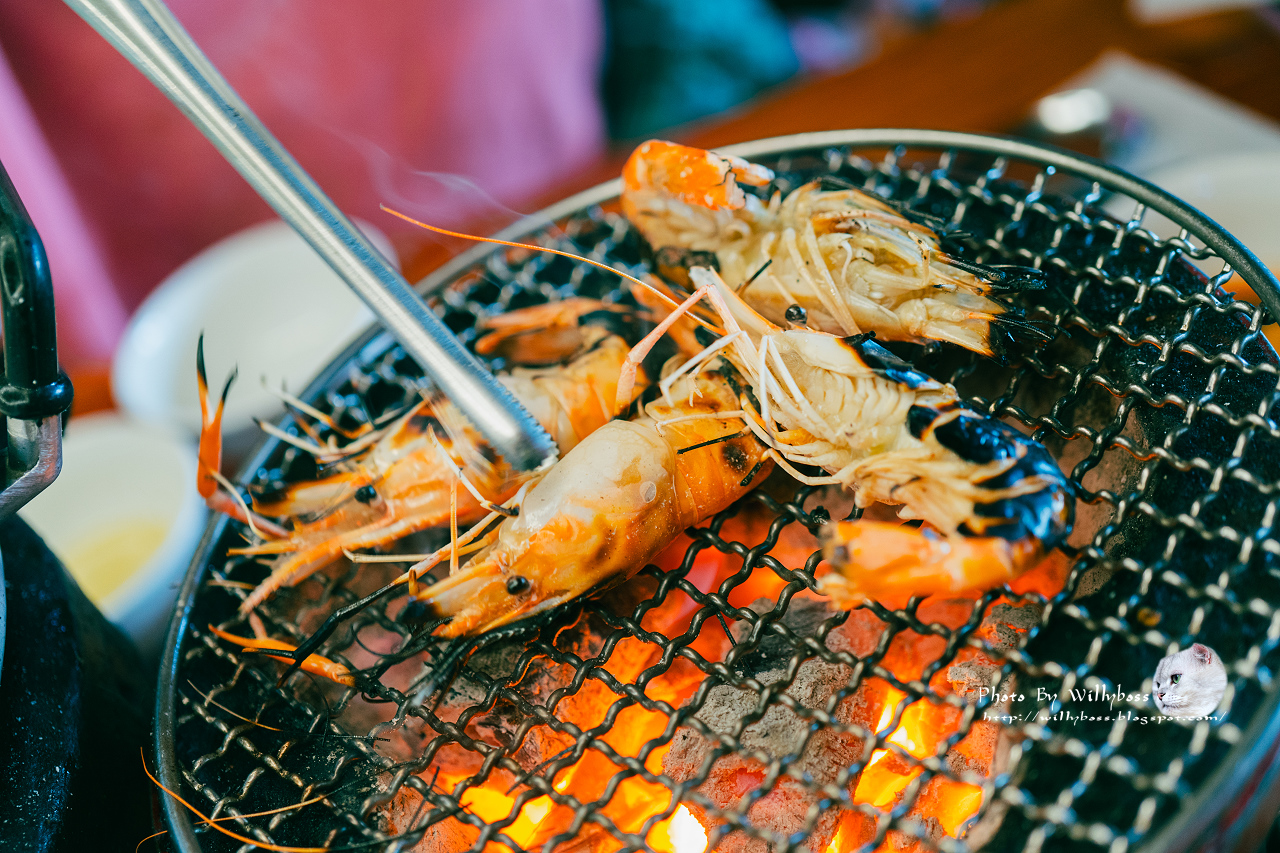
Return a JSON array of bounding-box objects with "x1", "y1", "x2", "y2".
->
[
  {"x1": 196, "y1": 334, "x2": 234, "y2": 502},
  {"x1": 935, "y1": 254, "x2": 1054, "y2": 361},
  {"x1": 196, "y1": 337, "x2": 289, "y2": 538}
]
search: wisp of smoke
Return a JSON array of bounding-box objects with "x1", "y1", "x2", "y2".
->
[
  {"x1": 252, "y1": 40, "x2": 570, "y2": 248},
  {"x1": 340, "y1": 131, "x2": 559, "y2": 236}
]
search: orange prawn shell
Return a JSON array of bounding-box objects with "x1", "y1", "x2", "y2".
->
[
  {"x1": 817, "y1": 520, "x2": 1046, "y2": 607},
  {"x1": 232, "y1": 305, "x2": 656, "y2": 615},
  {"x1": 500, "y1": 334, "x2": 635, "y2": 448},
  {"x1": 622, "y1": 139, "x2": 772, "y2": 215},
  {"x1": 414, "y1": 368, "x2": 772, "y2": 638}
]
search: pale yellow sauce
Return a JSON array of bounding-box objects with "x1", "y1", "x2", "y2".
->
[{"x1": 62, "y1": 519, "x2": 170, "y2": 603}]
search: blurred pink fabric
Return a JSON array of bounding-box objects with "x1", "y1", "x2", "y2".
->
[
  {"x1": 0, "y1": 0, "x2": 606, "y2": 373},
  {"x1": 0, "y1": 46, "x2": 126, "y2": 370}
]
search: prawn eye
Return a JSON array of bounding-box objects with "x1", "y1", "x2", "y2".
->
[
  {"x1": 784, "y1": 304, "x2": 807, "y2": 324},
  {"x1": 506, "y1": 576, "x2": 530, "y2": 595},
  {"x1": 354, "y1": 485, "x2": 378, "y2": 503}
]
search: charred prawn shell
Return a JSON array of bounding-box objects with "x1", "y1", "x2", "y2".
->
[
  {"x1": 842, "y1": 330, "x2": 1072, "y2": 549},
  {"x1": 681, "y1": 266, "x2": 1073, "y2": 603}
]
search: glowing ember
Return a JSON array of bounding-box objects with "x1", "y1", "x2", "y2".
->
[
  {"x1": 449, "y1": 783, "x2": 560, "y2": 850},
  {"x1": 660, "y1": 805, "x2": 710, "y2": 853},
  {"x1": 935, "y1": 782, "x2": 985, "y2": 836}
]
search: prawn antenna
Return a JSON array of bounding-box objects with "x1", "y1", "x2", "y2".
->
[{"x1": 379, "y1": 205, "x2": 722, "y2": 335}]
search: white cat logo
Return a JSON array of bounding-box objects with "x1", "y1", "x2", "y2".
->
[{"x1": 1152, "y1": 644, "x2": 1227, "y2": 718}]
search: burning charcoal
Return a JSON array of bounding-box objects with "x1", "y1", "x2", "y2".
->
[
  {"x1": 664, "y1": 598, "x2": 881, "y2": 853},
  {"x1": 452, "y1": 643, "x2": 579, "y2": 769},
  {"x1": 381, "y1": 784, "x2": 478, "y2": 853},
  {"x1": 700, "y1": 773, "x2": 845, "y2": 853},
  {"x1": 893, "y1": 602, "x2": 1041, "y2": 849},
  {"x1": 946, "y1": 721, "x2": 1001, "y2": 779},
  {"x1": 883, "y1": 815, "x2": 946, "y2": 853},
  {"x1": 727, "y1": 597, "x2": 840, "y2": 663},
  {"x1": 947, "y1": 660, "x2": 1003, "y2": 700},
  {"x1": 426, "y1": 609, "x2": 616, "y2": 775},
  {"x1": 979, "y1": 602, "x2": 1042, "y2": 649},
  {"x1": 980, "y1": 620, "x2": 1024, "y2": 651},
  {"x1": 824, "y1": 606, "x2": 889, "y2": 658},
  {"x1": 947, "y1": 602, "x2": 1042, "y2": 704}
]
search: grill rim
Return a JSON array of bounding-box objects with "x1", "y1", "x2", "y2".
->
[{"x1": 154, "y1": 128, "x2": 1280, "y2": 853}]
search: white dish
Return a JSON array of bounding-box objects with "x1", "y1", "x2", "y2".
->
[
  {"x1": 19, "y1": 412, "x2": 206, "y2": 656},
  {"x1": 1146, "y1": 152, "x2": 1280, "y2": 276},
  {"x1": 112, "y1": 218, "x2": 392, "y2": 437}
]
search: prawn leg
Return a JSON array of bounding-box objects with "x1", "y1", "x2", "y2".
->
[
  {"x1": 207, "y1": 624, "x2": 356, "y2": 686},
  {"x1": 613, "y1": 281, "x2": 734, "y2": 413}
]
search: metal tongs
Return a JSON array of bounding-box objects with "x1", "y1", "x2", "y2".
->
[{"x1": 64, "y1": 0, "x2": 558, "y2": 472}]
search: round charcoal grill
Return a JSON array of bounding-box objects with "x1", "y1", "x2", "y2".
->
[{"x1": 156, "y1": 131, "x2": 1280, "y2": 853}]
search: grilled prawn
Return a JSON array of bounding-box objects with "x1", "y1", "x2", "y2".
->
[
  {"x1": 197, "y1": 299, "x2": 670, "y2": 615},
  {"x1": 400, "y1": 362, "x2": 771, "y2": 638},
  {"x1": 622, "y1": 139, "x2": 1048, "y2": 362},
  {"x1": 674, "y1": 266, "x2": 1071, "y2": 601}
]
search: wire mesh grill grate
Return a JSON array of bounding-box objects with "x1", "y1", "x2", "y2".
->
[{"x1": 159, "y1": 135, "x2": 1280, "y2": 853}]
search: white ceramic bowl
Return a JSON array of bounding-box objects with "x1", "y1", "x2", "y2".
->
[
  {"x1": 19, "y1": 412, "x2": 206, "y2": 656},
  {"x1": 112, "y1": 218, "x2": 392, "y2": 437}
]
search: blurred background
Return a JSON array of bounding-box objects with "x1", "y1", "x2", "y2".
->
[
  {"x1": 2, "y1": 0, "x2": 1279, "y2": 651},
  {"x1": 3, "y1": 0, "x2": 1279, "y2": 390}
]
